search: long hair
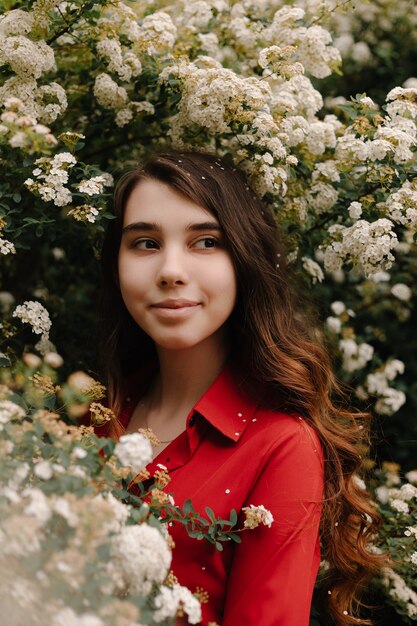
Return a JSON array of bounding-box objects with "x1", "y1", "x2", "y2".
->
[{"x1": 100, "y1": 150, "x2": 387, "y2": 625}]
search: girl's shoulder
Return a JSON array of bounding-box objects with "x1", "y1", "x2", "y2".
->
[{"x1": 249, "y1": 405, "x2": 323, "y2": 460}]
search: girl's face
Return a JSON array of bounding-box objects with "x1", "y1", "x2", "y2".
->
[{"x1": 118, "y1": 178, "x2": 237, "y2": 352}]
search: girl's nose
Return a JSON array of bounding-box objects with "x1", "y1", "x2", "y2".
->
[{"x1": 155, "y1": 247, "x2": 189, "y2": 287}]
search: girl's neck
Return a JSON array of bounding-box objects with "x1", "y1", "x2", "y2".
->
[{"x1": 152, "y1": 329, "x2": 230, "y2": 414}]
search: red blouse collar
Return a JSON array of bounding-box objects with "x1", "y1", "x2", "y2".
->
[
  {"x1": 193, "y1": 363, "x2": 259, "y2": 442},
  {"x1": 118, "y1": 361, "x2": 261, "y2": 442}
]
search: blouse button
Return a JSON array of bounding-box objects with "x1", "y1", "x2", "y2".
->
[{"x1": 189, "y1": 415, "x2": 196, "y2": 426}]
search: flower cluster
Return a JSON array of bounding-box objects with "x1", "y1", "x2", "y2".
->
[
  {"x1": 114, "y1": 432, "x2": 153, "y2": 475},
  {"x1": 0, "y1": 215, "x2": 15, "y2": 257},
  {"x1": 339, "y1": 337, "x2": 374, "y2": 373},
  {"x1": 0, "y1": 96, "x2": 57, "y2": 152},
  {"x1": 323, "y1": 219, "x2": 398, "y2": 278},
  {"x1": 25, "y1": 152, "x2": 76, "y2": 207},
  {"x1": 67, "y1": 205, "x2": 101, "y2": 224},
  {"x1": 361, "y1": 360, "x2": 406, "y2": 416},
  {"x1": 0, "y1": 369, "x2": 204, "y2": 625},
  {"x1": 242, "y1": 504, "x2": 274, "y2": 529},
  {"x1": 369, "y1": 464, "x2": 417, "y2": 619},
  {"x1": 0, "y1": 7, "x2": 67, "y2": 125},
  {"x1": 12, "y1": 300, "x2": 51, "y2": 338},
  {"x1": 77, "y1": 174, "x2": 113, "y2": 196}
]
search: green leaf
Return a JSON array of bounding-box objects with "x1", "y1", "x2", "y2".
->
[
  {"x1": 205, "y1": 506, "x2": 216, "y2": 523},
  {"x1": 183, "y1": 499, "x2": 193, "y2": 515}
]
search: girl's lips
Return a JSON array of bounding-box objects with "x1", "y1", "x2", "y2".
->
[
  {"x1": 152, "y1": 299, "x2": 199, "y2": 308},
  {"x1": 150, "y1": 303, "x2": 201, "y2": 319}
]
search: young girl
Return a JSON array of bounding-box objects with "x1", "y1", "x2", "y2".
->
[{"x1": 98, "y1": 151, "x2": 385, "y2": 626}]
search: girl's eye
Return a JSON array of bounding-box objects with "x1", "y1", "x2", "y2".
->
[
  {"x1": 194, "y1": 237, "x2": 219, "y2": 249},
  {"x1": 133, "y1": 239, "x2": 159, "y2": 250}
]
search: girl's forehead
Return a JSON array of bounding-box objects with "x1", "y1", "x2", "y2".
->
[{"x1": 123, "y1": 178, "x2": 217, "y2": 226}]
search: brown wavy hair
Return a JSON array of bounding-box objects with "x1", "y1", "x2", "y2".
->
[{"x1": 100, "y1": 150, "x2": 388, "y2": 625}]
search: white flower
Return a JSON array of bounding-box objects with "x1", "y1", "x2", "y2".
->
[
  {"x1": 0, "y1": 514, "x2": 42, "y2": 557},
  {"x1": 366, "y1": 372, "x2": 388, "y2": 395},
  {"x1": 110, "y1": 524, "x2": 171, "y2": 595},
  {"x1": 386, "y1": 86, "x2": 417, "y2": 119},
  {"x1": 0, "y1": 36, "x2": 55, "y2": 79},
  {"x1": 410, "y1": 552, "x2": 417, "y2": 566},
  {"x1": 115, "y1": 107, "x2": 133, "y2": 127},
  {"x1": 72, "y1": 446, "x2": 87, "y2": 460},
  {"x1": 404, "y1": 525, "x2": 417, "y2": 538},
  {"x1": 0, "y1": 10, "x2": 34, "y2": 36},
  {"x1": 324, "y1": 219, "x2": 398, "y2": 277},
  {"x1": 9, "y1": 131, "x2": 27, "y2": 147},
  {"x1": 23, "y1": 352, "x2": 42, "y2": 368},
  {"x1": 375, "y1": 388, "x2": 406, "y2": 415},
  {"x1": 51, "y1": 247, "x2": 65, "y2": 260},
  {"x1": 33, "y1": 460, "x2": 53, "y2": 480},
  {"x1": 399, "y1": 483, "x2": 417, "y2": 501},
  {"x1": 96, "y1": 37, "x2": 142, "y2": 82},
  {"x1": 359, "y1": 96, "x2": 378, "y2": 110},
  {"x1": 153, "y1": 583, "x2": 202, "y2": 624},
  {"x1": 326, "y1": 316, "x2": 341, "y2": 333},
  {"x1": 370, "y1": 271, "x2": 391, "y2": 283},
  {"x1": 68, "y1": 205, "x2": 100, "y2": 224},
  {"x1": 43, "y1": 352, "x2": 64, "y2": 368},
  {"x1": 12, "y1": 300, "x2": 51, "y2": 336},
  {"x1": 376, "y1": 486, "x2": 390, "y2": 504},
  {"x1": 22, "y1": 487, "x2": 51, "y2": 524},
  {"x1": 34, "y1": 335, "x2": 55, "y2": 356},
  {"x1": 330, "y1": 301, "x2": 346, "y2": 315},
  {"x1": 53, "y1": 497, "x2": 79, "y2": 527},
  {"x1": 10, "y1": 462, "x2": 30, "y2": 488},
  {"x1": 77, "y1": 176, "x2": 107, "y2": 196},
  {"x1": 307, "y1": 182, "x2": 339, "y2": 213},
  {"x1": 405, "y1": 471, "x2": 417, "y2": 484},
  {"x1": 139, "y1": 11, "x2": 177, "y2": 54},
  {"x1": 384, "y1": 359, "x2": 405, "y2": 380},
  {"x1": 52, "y1": 607, "x2": 104, "y2": 626},
  {"x1": 302, "y1": 256, "x2": 324, "y2": 283},
  {"x1": 312, "y1": 160, "x2": 340, "y2": 182},
  {"x1": 0, "y1": 399, "x2": 25, "y2": 424},
  {"x1": 390, "y1": 498, "x2": 409, "y2": 514},
  {"x1": 242, "y1": 504, "x2": 274, "y2": 529},
  {"x1": 114, "y1": 432, "x2": 153, "y2": 474},
  {"x1": 0, "y1": 238, "x2": 16, "y2": 255},
  {"x1": 367, "y1": 139, "x2": 393, "y2": 161},
  {"x1": 92, "y1": 492, "x2": 130, "y2": 534},
  {"x1": 352, "y1": 475, "x2": 366, "y2": 491},
  {"x1": 391, "y1": 283, "x2": 412, "y2": 301},
  {"x1": 339, "y1": 339, "x2": 374, "y2": 372},
  {"x1": 384, "y1": 181, "x2": 417, "y2": 231},
  {"x1": 348, "y1": 201, "x2": 363, "y2": 220},
  {"x1": 93, "y1": 73, "x2": 128, "y2": 110}
]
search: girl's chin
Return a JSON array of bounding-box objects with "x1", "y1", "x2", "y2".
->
[
  {"x1": 150, "y1": 332, "x2": 213, "y2": 352},
  {"x1": 153, "y1": 340, "x2": 203, "y2": 352}
]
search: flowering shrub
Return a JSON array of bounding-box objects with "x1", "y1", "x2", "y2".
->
[
  {"x1": 0, "y1": 359, "x2": 275, "y2": 625},
  {"x1": 0, "y1": 0, "x2": 416, "y2": 622},
  {"x1": 368, "y1": 463, "x2": 417, "y2": 622}
]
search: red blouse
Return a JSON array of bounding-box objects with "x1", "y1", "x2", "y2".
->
[{"x1": 96, "y1": 364, "x2": 323, "y2": 626}]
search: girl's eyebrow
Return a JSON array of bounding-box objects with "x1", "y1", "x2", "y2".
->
[{"x1": 121, "y1": 221, "x2": 222, "y2": 235}]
